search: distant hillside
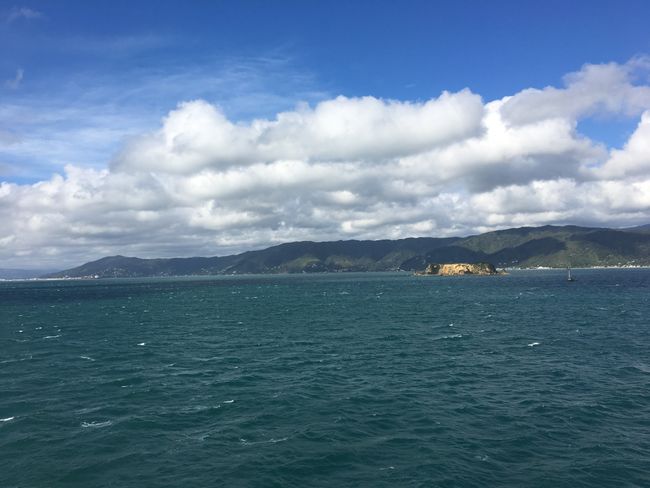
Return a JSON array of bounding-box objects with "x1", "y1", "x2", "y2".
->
[
  {"x1": 0, "y1": 268, "x2": 57, "y2": 280},
  {"x1": 44, "y1": 237, "x2": 459, "y2": 278},
  {"x1": 415, "y1": 225, "x2": 650, "y2": 268},
  {"x1": 625, "y1": 224, "x2": 650, "y2": 234},
  {"x1": 44, "y1": 225, "x2": 650, "y2": 278}
]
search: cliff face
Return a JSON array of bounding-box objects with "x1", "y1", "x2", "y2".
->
[{"x1": 419, "y1": 262, "x2": 498, "y2": 276}]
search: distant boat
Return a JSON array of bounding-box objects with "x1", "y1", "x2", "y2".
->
[{"x1": 567, "y1": 267, "x2": 576, "y2": 282}]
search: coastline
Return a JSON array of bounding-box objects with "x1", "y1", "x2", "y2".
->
[{"x1": 3, "y1": 265, "x2": 650, "y2": 282}]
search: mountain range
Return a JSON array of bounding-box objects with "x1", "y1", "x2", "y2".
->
[{"x1": 42, "y1": 224, "x2": 650, "y2": 278}]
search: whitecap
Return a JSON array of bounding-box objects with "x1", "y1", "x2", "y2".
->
[
  {"x1": 223, "y1": 399, "x2": 235, "y2": 404},
  {"x1": 80, "y1": 356, "x2": 95, "y2": 361},
  {"x1": 434, "y1": 334, "x2": 463, "y2": 340},
  {"x1": 137, "y1": 342, "x2": 146, "y2": 346},
  {"x1": 81, "y1": 420, "x2": 112, "y2": 429},
  {"x1": 0, "y1": 416, "x2": 15, "y2": 422},
  {"x1": 43, "y1": 335, "x2": 61, "y2": 339},
  {"x1": 528, "y1": 342, "x2": 540, "y2": 347},
  {"x1": 240, "y1": 436, "x2": 288, "y2": 446}
]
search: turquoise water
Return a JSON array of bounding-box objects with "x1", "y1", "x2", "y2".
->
[{"x1": 1, "y1": 270, "x2": 650, "y2": 487}]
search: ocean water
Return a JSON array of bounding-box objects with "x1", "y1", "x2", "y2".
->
[{"x1": 1, "y1": 269, "x2": 650, "y2": 487}]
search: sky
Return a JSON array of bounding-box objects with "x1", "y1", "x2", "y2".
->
[{"x1": 1, "y1": 0, "x2": 650, "y2": 269}]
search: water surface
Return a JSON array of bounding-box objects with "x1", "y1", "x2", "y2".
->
[{"x1": 1, "y1": 270, "x2": 649, "y2": 486}]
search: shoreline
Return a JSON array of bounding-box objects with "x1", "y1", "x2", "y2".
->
[{"x1": 3, "y1": 265, "x2": 650, "y2": 282}]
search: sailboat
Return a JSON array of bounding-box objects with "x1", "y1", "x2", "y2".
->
[{"x1": 567, "y1": 267, "x2": 576, "y2": 282}]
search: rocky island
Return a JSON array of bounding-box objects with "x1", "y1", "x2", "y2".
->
[{"x1": 415, "y1": 262, "x2": 501, "y2": 276}]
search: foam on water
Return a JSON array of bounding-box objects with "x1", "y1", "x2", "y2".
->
[{"x1": 81, "y1": 420, "x2": 113, "y2": 429}]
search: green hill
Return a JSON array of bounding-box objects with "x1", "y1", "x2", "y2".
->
[{"x1": 44, "y1": 225, "x2": 650, "y2": 278}]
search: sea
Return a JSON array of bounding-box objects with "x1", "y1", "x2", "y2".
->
[{"x1": 1, "y1": 269, "x2": 649, "y2": 487}]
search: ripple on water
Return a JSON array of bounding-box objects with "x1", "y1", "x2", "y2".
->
[{"x1": 1, "y1": 269, "x2": 649, "y2": 487}]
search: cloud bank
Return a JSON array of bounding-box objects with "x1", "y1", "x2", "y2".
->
[{"x1": 2, "y1": 59, "x2": 650, "y2": 268}]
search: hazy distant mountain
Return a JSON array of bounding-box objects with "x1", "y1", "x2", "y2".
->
[
  {"x1": 44, "y1": 225, "x2": 650, "y2": 278},
  {"x1": 625, "y1": 224, "x2": 650, "y2": 233},
  {"x1": 0, "y1": 268, "x2": 57, "y2": 280}
]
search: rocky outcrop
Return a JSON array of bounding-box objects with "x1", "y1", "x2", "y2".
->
[{"x1": 416, "y1": 262, "x2": 500, "y2": 276}]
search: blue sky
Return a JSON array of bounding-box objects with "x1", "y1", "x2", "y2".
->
[
  {"x1": 2, "y1": 0, "x2": 649, "y2": 181},
  {"x1": 1, "y1": 1, "x2": 650, "y2": 267},
  {"x1": 4, "y1": 0, "x2": 649, "y2": 99}
]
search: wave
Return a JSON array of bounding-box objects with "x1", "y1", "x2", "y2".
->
[
  {"x1": 239, "y1": 436, "x2": 289, "y2": 446},
  {"x1": 433, "y1": 333, "x2": 463, "y2": 341},
  {"x1": 81, "y1": 420, "x2": 113, "y2": 429}
]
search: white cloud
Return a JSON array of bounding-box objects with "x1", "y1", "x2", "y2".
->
[
  {"x1": 4, "y1": 68, "x2": 24, "y2": 89},
  {"x1": 5, "y1": 6, "x2": 43, "y2": 23},
  {"x1": 1, "y1": 59, "x2": 650, "y2": 268},
  {"x1": 595, "y1": 111, "x2": 650, "y2": 179},
  {"x1": 501, "y1": 57, "x2": 650, "y2": 125},
  {"x1": 112, "y1": 90, "x2": 484, "y2": 173}
]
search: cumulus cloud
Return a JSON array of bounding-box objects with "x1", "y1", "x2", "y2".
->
[
  {"x1": 1, "y1": 59, "x2": 650, "y2": 268},
  {"x1": 501, "y1": 57, "x2": 650, "y2": 125},
  {"x1": 595, "y1": 111, "x2": 650, "y2": 179},
  {"x1": 112, "y1": 90, "x2": 484, "y2": 173}
]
